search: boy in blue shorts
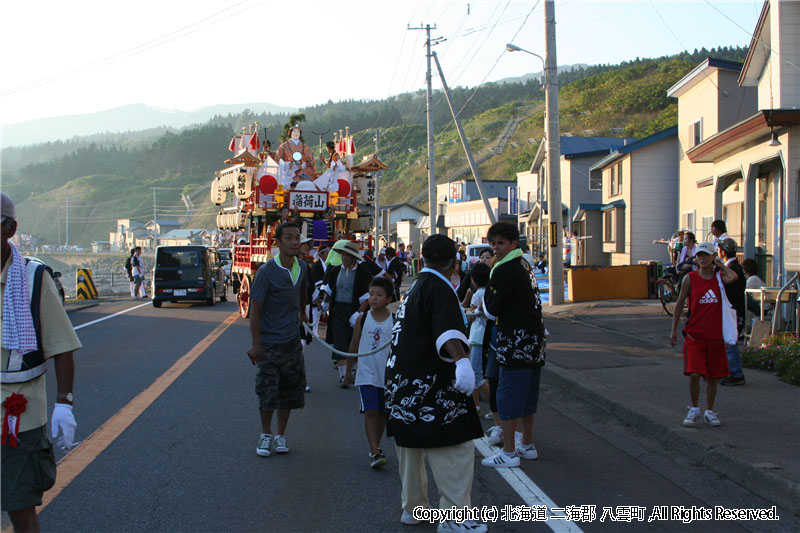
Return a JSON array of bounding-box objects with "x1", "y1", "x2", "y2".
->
[
  {"x1": 349, "y1": 277, "x2": 395, "y2": 468},
  {"x1": 481, "y1": 222, "x2": 546, "y2": 468}
]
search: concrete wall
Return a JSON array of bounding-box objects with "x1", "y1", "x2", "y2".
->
[{"x1": 630, "y1": 137, "x2": 680, "y2": 264}]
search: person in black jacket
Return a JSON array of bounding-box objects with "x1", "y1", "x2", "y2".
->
[
  {"x1": 317, "y1": 241, "x2": 371, "y2": 387},
  {"x1": 481, "y1": 222, "x2": 545, "y2": 468},
  {"x1": 385, "y1": 247, "x2": 404, "y2": 301},
  {"x1": 718, "y1": 238, "x2": 746, "y2": 386}
]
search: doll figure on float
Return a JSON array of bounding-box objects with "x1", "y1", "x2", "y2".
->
[
  {"x1": 314, "y1": 140, "x2": 353, "y2": 196},
  {"x1": 277, "y1": 124, "x2": 316, "y2": 189}
]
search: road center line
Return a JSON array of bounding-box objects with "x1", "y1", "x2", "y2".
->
[
  {"x1": 474, "y1": 438, "x2": 584, "y2": 533},
  {"x1": 73, "y1": 302, "x2": 151, "y2": 330},
  {"x1": 39, "y1": 312, "x2": 240, "y2": 512}
]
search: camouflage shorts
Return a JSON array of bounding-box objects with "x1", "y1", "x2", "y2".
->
[{"x1": 255, "y1": 337, "x2": 306, "y2": 410}]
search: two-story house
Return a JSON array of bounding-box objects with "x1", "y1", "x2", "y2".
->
[
  {"x1": 519, "y1": 136, "x2": 636, "y2": 257},
  {"x1": 669, "y1": 0, "x2": 799, "y2": 284},
  {"x1": 590, "y1": 126, "x2": 679, "y2": 266}
]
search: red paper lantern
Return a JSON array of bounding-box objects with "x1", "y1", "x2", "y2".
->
[
  {"x1": 336, "y1": 179, "x2": 351, "y2": 197},
  {"x1": 259, "y1": 174, "x2": 277, "y2": 195}
]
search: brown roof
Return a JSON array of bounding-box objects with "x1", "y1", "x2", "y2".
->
[{"x1": 350, "y1": 153, "x2": 389, "y2": 172}]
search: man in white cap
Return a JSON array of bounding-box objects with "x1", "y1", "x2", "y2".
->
[{"x1": 1, "y1": 192, "x2": 82, "y2": 531}]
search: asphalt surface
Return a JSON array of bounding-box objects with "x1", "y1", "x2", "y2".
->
[{"x1": 2, "y1": 296, "x2": 797, "y2": 532}]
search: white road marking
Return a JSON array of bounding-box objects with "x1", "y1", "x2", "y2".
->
[
  {"x1": 73, "y1": 302, "x2": 151, "y2": 331},
  {"x1": 474, "y1": 438, "x2": 584, "y2": 532}
]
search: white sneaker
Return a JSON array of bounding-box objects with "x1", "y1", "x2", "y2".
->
[
  {"x1": 514, "y1": 431, "x2": 523, "y2": 447},
  {"x1": 400, "y1": 510, "x2": 421, "y2": 525},
  {"x1": 481, "y1": 450, "x2": 520, "y2": 468},
  {"x1": 437, "y1": 520, "x2": 488, "y2": 532},
  {"x1": 704, "y1": 409, "x2": 721, "y2": 427},
  {"x1": 256, "y1": 434, "x2": 272, "y2": 456},
  {"x1": 517, "y1": 443, "x2": 538, "y2": 460},
  {"x1": 683, "y1": 406, "x2": 700, "y2": 427},
  {"x1": 274, "y1": 434, "x2": 289, "y2": 453},
  {"x1": 486, "y1": 426, "x2": 503, "y2": 445}
]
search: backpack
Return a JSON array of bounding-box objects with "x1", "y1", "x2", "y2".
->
[{"x1": 124, "y1": 255, "x2": 133, "y2": 275}]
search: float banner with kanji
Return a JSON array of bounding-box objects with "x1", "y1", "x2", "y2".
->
[{"x1": 289, "y1": 191, "x2": 328, "y2": 212}]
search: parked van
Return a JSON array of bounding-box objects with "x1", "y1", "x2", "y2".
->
[{"x1": 152, "y1": 246, "x2": 227, "y2": 308}]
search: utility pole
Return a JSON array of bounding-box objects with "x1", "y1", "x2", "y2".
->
[
  {"x1": 153, "y1": 187, "x2": 158, "y2": 247},
  {"x1": 432, "y1": 52, "x2": 496, "y2": 226},
  {"x1": 409, "y1": 23, "x2": 439, "y2": 237},
  {"x1": 544, "y1": 0, "x2": 565, "y2": 305},
  {"x1": 373, "y1": 129, "x2": 381, "y2": 252},
  {"x1": 64, "y1": 193, "x2": 69, "y2": 247}
]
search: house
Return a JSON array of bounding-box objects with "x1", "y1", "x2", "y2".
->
[
  {"x1": 589, "y1": 126, "x2": 679, "y2": 266},
  {"x1": 109, "y1": 219, "x2": 147, "y2": 252},
  {"x1": 520, "y1": 136, "x2": 636, "y2": 253},
  {"x1": 666, "y1": 58, "x2": 758, "y2": 243},
  {"x1": 436, "y1": 178, "x2": 516, "y2": 216},
  {"x1": 157, "y1": 229, "x2": 211, "y2": 247},
  {"x1": 377, "y1": 203, "x2": 426, "y2": 248},
  {"x1": 669, "y1": 0, "x2": 800, "y2": 284},
  {"x1": 91, "y1": 241, "x2": 111, "y2": 253},
  {"x1": 444, "y1": 197, "x2": 510, "y2": 245}
]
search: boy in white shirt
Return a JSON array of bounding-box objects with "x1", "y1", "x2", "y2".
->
[{"x1": 348, "y1": 277, "x2": 395, "y2": 469}]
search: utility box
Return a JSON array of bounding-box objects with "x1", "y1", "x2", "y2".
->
[{"x1": 786, "y1": 218, "x2": 800, "y2": 273}]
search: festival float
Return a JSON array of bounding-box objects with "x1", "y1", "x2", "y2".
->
[{"x1": 212, "y1": 122, "x2": 378, "y2": 318}]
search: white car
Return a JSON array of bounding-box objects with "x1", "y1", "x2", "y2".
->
[
  {"x1": 218, "y1": 248, "x2": 232, "y2": 281},
  {"x1": 465, "y1": 244, "x2": 492, "y2": 266}
]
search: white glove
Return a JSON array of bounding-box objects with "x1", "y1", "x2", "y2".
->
[
  {"x1": 51, "y1": 403, "x2": 77, "y2": 451},
  {"x1": 454, "y1": 358, "x2": 475, "y2": 394},
  {"x1": 349, "y1": 311, "x2": 361, "y2": 328}
]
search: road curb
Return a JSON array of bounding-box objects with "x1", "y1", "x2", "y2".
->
[
  {"x1": 65, "y1": 302, "x2": 101, "y2": 314},
  {"x1": 542, "y1": 364, "x2": 800, "y2": 513}
]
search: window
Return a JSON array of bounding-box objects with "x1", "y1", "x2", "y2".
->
[
  {"x1": 681, "y1": 211, "x2": 696, "y2": 233},
  {"x1": 689, "y1": 119, "x2": 703, "y2": 148},
  {"x1": 610, "y1": 167, "x2": 618, "y2": 196},
  {"x1": 616, "y1": 162, "x2": 623, "y2": 193},
  {"x1": 589, "y1": 169, "x2": 602, "y2": 190},
  {"x1": 604, "y1": 210, "x2": 615, "y2": 242},
  {"x1": 702, "y1": 216, "x2": 714, "y2": 241}
]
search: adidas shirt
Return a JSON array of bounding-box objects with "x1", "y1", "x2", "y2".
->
[{"x1": 683, "y1": 270, "x2": 723, "y2": 340}]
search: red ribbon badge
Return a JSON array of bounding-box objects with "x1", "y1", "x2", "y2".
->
[{"x1": 2, "y1": 393, "x2": 28, "y2": 448}]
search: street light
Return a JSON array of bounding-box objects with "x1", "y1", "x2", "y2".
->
[{"x1": 505, "y1": 39, "x2": 565, "y2": 305}]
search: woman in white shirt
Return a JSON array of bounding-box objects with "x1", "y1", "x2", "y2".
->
[{"x1": 742, "y1": 258, "x2": 770, "y2": 315}]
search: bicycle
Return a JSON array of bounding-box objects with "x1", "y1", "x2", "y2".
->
[{"x1": 653, "y1": 235, "x2": 683, "y2": 316}]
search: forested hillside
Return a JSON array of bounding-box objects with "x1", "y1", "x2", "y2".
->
[{"x1": 4, "y1": 46, "x2": 747, "y2": 246}]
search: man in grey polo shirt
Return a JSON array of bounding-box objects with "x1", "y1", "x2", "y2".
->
[{"x1": 247, "y1": 222, "x2": 309, "y2": 457}]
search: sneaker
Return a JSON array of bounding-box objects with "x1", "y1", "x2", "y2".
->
[
  {"x1": 483, "y1": 412, "x2": 494, "y2": 420},
  {"x1": 517, "y1": 443, "x2": 538, "y2": 460},
  {"x1": 305, "y1": 385, "x2": 311, "y2": 392},
  {"x1": 514, "y1": 431, "x2": 523, "y2": 447},
  {"x1": 683, "y1": 406, "x2": 700, "y2": 427},
  {"x1": 370, "y1": 452, "x2": 388, "y2": 469},
  {"x1": 719, "y1": 376, "x2": 745, "y2": 386},
  {"x1": 486, "y1": 426, "x2": 503, "y2": 445},
  {"x1": 256, "y1": 434, "x2": 272, "y2": 456},
  {"x1": 400, "y1": 510, "x2": 421, "y2": 525},
  {"x1": 338, "y1": 376, "x2": 349, "y2": 388},
  {"x1": 437, "y1": 520, "x2": 488, "y2": 532},
  {"x1": 481, "y1": 450, "x2": 520, "y2": 468},
  {"x1": 274, "y1": 434, "x2": 289, "y2": 453},
  {"x1": 704, "y1": 410, "x2": 721, "y2": 427}
]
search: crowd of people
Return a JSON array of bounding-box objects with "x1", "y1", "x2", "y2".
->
[{"x1": 0, "y1": 179, "x2": 776, "y2": 532}]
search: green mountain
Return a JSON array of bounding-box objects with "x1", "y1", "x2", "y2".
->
[{"x1": 3, "y1": 46, "x2": 747, "y2": 247}]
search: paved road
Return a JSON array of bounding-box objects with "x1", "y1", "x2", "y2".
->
[{"x1": 4, "y1": 298, "x2": 794, "y2": 532}]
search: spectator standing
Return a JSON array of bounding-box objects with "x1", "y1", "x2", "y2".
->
[
  {"x1": 481, "y1": 222, "x2": 546, "y2": 468},
  {"x1": 317, "y1": 241, "x2": 371, "y2": 387},
  {"x1": 132, "y1": 247, "x2": 147, "y2": 299},
  {"x1": 718, "y1": 238, "x2": 746, "y2": 387},
  {"x1": 710, "y1": 220, "x2": 729, "y2": 251},
  {"x1": 669, "y1": 241, "x2": 738, "y2": 426},
  {"x1": 385, "y1": 247, "x2": 404, "y2": 302},
  {"x1": 467, "y1": 262, "x2": 491, "y2": 412},
  {"x1": 125, "y1": 248, "x2": 136, "y2": 297},
  {"x1": 385, "y1": 234, "x2": 485, "y2": 531},
  {"x1": 348, "y1": 277, "x2": 395, "y2": 469},
  {"x1": 247, "y1": 222, "x2": 309, "y2": 457},
  {"x1": 1, "y1": 192, "x2": 81, "y2": 532}
]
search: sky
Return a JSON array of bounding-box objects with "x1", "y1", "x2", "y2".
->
[{"x1": 0, "y1": 0, "x2": 764, "y2": 126}]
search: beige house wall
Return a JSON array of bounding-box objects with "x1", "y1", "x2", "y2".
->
[{"x1": 776, "y1": 0, "x2": 800, "y2": 107}]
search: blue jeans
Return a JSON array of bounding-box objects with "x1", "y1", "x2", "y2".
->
[
  {"x1": 470, "y1": 344, "x2": 485, "y2": 387},
  {"x1": 726, "y1": 343, "x2": 743, "y2": 378}
]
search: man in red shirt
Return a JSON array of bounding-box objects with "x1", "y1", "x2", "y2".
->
[{"x1": 669, "y1": 241, "x2": 738, "y2": 427}]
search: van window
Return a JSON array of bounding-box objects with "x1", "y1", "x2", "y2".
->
[{"x1": 156, "y1": 248, "x2": 204, "y2": 281}]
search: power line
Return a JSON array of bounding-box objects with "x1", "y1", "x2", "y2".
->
[{"x1": 2, "y1": 0, "x2": 265, "y2": 97}]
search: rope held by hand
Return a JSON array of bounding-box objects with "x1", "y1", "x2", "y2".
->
[{"x1": 302, "y1": 322, "x2": 392, "y2": 358}]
